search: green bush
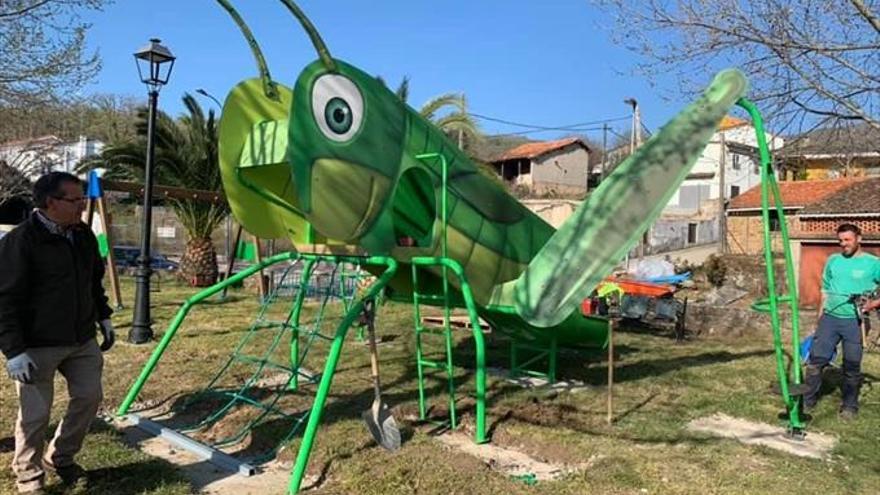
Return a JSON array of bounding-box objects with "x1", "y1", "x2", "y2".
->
[{"x1": 703, "y1": 254, "x2": 727, "y2": 287}]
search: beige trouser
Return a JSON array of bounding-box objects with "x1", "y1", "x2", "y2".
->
[{"x1": 11, "y1": 338, "x2": 103, "y2": 493}]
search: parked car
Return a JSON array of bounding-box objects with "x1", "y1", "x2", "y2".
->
[{"x1": 112, "y1": 246, "x2": 179, "y2": 271}]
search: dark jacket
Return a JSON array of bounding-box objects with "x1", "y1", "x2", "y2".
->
[{"x1": 0, "y1": 212, "x2": 112, "y2": 358}]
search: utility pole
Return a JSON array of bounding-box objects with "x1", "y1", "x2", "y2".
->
[
  {"x1": 634, "y1": 105, "x2": 642, "y2": 148},
  {"x1": 625, "y1": 98, "x2": 648, "y2": 259},
  {"x1": 718, "y1": 132, "x2": 727, "y2": 254},
  {"x1": 601, "y1": 123, "x2": 608, "y2": 184}
]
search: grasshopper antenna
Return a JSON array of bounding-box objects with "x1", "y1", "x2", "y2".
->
[
  {"x1": 278, "y1": 0, "x2": 337, "y2": 71},
  {"x1": 215, "y1": 0, "x2": 279, "y2": 100}
]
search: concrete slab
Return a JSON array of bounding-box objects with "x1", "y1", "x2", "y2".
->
[
  {"x1": 434, "y1": 432, "x2": 595, "y2": 481},
  {"x1": 687, "y1": 413, "x2": 836, "y2": 460},
  {"x1": 113, "y1": 416, "x2": 297, "y2": 494},
  {"x1": 487, "y1": 367, "x2": 593, "y2": 394}
]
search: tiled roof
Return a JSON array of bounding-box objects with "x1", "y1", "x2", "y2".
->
[
  {"x1": 728, "y1": 177, "x2": 867, "y2": 210},
  {"x1": 494, "y1": 137, "x2": 588, "y2": 162},
  {"x1": 718, "y1": 116, "x2": 749, "y2": 131},
  {"x1": 799, "y1": 177, "x2": 880, "y2": 216}
]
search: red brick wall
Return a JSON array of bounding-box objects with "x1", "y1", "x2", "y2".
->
[{"x1": 798, "y1": 218, "x2": 880, "y2": 236}]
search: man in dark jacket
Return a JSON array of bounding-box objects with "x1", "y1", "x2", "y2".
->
[{"x1": 0, "y1": 172, "x2": 115, "y2": 494}]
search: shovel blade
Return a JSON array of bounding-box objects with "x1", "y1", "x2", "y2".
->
[{"x1": 363, "y1": 399, "x2": 401, "y2": 451}]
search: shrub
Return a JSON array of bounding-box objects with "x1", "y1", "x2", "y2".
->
[{"x1": 703, "y1": 254, "x2": 727, "y2": 287}]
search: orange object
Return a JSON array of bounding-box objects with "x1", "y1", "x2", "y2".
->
[
  {"x1": 581, "y1": 298, "x2": 593, "y2": 315},
  {"x1": 602, "y1": 277, "x2": 674, "y2": 298}
]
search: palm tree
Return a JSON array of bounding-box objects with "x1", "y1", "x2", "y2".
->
[
  {"x1": 419, "y1": 92, "x2": 482, "y2": 148},
  {"x1": 90, "y1": 94, "x2": 228, "y2": 287},
  {"x1": 378, "y1": 76, "x2": 482, "y2": 148}
]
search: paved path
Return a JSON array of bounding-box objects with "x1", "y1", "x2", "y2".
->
[{"x1": 640, "y1": 242, "x2": 721, "y2": 266}]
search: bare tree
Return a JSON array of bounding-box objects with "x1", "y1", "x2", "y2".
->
[
  {"x1": 594, "y1": 0, "x2": 880, "y2": 134},
  {"x1": 0, "y1": 0, "x2": 108, "y2": 106},
  {"x1": 0, "y1": 94, "x2": 139, "y2": 144}
]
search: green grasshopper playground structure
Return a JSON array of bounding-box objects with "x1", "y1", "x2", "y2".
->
[{"x1": 117, "y1": 1, "x2": 806, "y2": 492}]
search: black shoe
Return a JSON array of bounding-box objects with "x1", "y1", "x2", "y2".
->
[{"x1": 46, "y1": 463, "x2": 86, "y2": 486}]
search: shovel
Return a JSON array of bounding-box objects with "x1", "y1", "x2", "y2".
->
[{"x1": 360, "y1": 298, "x2": 401, "y2": 451}]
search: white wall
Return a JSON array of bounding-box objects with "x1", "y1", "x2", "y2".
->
[
  {"x1": 0, "y1": 136, "x2": 103, "y2": 180},
  {"x1": 665, "y1": 125, "x2": 784, "y2": 211}
]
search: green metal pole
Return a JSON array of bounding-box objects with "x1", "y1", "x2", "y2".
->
[
  {"x1": 411, "y1": 257, "x2": 487, "y2": 444},
  {"x1": 117, "y1": 251, "x2": 299, "y2": 416},
  {"x1": 737, "y1": 99, "x2": 803, "y2": 430},
  {"x1": 768, "y1": 175, "x2": 804, "y2": 386},
  {"x1": 288, "y1": 256, "x2": 397, "y2": 494},
  {"x1": 411, "y1": 266, "x2": 428, "y2": 419},
  {"x1": 415, "y1": 153, "x2": 449, "y2": 259},
  {"x1": 415, "y1": 152, "x2": 460, "y2": 427},
  {"x1": 289, "y1": 259, "x2": 317, "y2": 391}
]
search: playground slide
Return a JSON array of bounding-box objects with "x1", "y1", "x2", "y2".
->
[
  {"x1": 216, "y1": 2, "x2": 747, "y2": 349},
  {"x1": 508, "y1": 69, "x2": 748, "y2": 327}
]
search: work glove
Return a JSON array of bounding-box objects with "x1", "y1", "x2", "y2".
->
[
  {"x1": 6, "y1": 352, "x2": 37, "y2": 383},
  {"x1": 99, "y1": 319, "x2": 115, "y2": 352},
  {"x1": 862, "y1": 298, "x2": 880, "y2": 314}
]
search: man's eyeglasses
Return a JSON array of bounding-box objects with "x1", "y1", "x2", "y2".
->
[{"x1": 53, "y1": 196, "x2": 87, "y2": 204}]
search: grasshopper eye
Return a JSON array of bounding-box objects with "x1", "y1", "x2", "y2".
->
[{"x1": 311, "y1": 74, "x2": 364, "y2": 142}]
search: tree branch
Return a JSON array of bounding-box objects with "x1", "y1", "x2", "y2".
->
[{"x1": 850, "y1": 0, "x2": 880, "y2": 36}]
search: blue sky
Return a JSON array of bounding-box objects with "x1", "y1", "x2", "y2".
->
[{"x1": 84, "y1": 1, "x2": 689, "y2": 141}]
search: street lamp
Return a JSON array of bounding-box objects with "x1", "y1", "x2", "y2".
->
[
  {"x1": 130, "y1": 38, "x2": 175, "y2": 344},
  {"x1": 196, "y1": 88, "x2": 222, "y2": 108}
]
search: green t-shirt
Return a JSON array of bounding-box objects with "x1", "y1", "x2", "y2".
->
[{"x1": 822, "y1": 251, "x2": 880, "y2": 318}]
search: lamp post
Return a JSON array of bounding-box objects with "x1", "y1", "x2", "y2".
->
[
  {"x1": 130, "y1": 38, "x2": 175, "y2": 344},
  {"x1": 624, "y1": 97, "x2": 640, "y2": 154},
  {"x1": 195, "y1": 88, "x2": 222, "y2": 108}
]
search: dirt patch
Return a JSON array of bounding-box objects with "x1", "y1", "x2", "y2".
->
[
  {"x1": 434, "y1": 432, "x2": 597, "y2": 481},
  {"x1": 485, "y1": 401, "x2": 603, "y2": 466},
  {"x1": 687, "y1": 413, "x2": 837, "y2": 459}
]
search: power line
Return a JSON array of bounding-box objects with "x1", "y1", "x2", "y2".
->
[
  {"x1": 471, "y1": 112, "x2": 631, "y2": 131},
  {"x1": 485, "y1": 125, "x2": 613, "y2": 138}
]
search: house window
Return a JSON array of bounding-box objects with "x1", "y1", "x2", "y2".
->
[
  {"x1": 730, "y1": 185, "x2": 740, "y2": 198},
  {"x1": 732, "y1": 153, "x2": 741, "y2": 171},
  {"x1": 767, "y1": 210, "x2": 782, "y2": 232},
  {"x1": 687, "y1": 223, "x2": 698, "y2": 244}
]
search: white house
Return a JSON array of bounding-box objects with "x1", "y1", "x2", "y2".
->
[
  {"x1": 0, "y1": 135, "x2": 103, "y2": 180},
  {"x1": 665, "y1": 116, "x2": 783, "y2": 211},
  {"x1": 647, "y1": 116, "x2": 784, "y2": 253}
]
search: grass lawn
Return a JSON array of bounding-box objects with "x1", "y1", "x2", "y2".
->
[{"x1": 2, "y1": 273, "x2": 879, "y2": 494}]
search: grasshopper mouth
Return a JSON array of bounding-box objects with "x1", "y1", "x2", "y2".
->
[{"x1": 307, "y1": 158, "x2": 391, "y2": 241}]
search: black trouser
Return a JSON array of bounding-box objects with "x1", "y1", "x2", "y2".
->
[{"x1": 803, "y1": 314, "x2": 862, "y2": 411}]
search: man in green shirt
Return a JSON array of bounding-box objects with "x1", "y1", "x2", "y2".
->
[{"x1": 803, "y1": 224, "x2": 880, "y2": 419}]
